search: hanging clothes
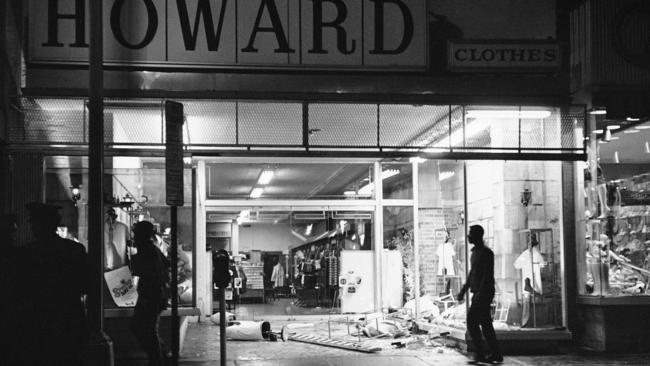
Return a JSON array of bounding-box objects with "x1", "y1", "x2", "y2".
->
[
  {"x1": 271, "y1": 262, "x2": 285, "y2": 288},
  {"x1": 513, "y1": 246, "x2": 546, "y2": 294}
]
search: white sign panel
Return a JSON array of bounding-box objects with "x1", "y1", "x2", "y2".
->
[
  {"x1": 29, "y1": 0, "x2": 426, "y2": 70},
  {"x1": 448, "y1": 41, "x2": 561, "y2": 72},
  {"x1": 104, "y1": 266, "x2": 138, "y2": 307}
]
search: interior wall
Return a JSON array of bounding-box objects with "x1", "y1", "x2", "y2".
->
[{"x1": 238, "y1": 223, "x2": 295, "y2": 253}]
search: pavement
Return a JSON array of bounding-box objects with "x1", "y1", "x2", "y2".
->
[{"x1": 115, "y1": 320, "x2": 650, "y2": 366}]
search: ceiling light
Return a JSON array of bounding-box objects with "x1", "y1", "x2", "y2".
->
[
  {"x1": 588, "y1": 107, "x2": 607, "y2": 115},
  {"x1": 613, "y1": 151, "x2": 620, "y2": 164},
  {"x1": 250, "y1": 187, "x2": 264, "y2": 198},
  {"x1": 356, "y1": 169, "x2": 400, "y2": 195},
  {"x1": 624, "y1": 129, "x2": 640, "y2": 134},
  {"x1": 439, "y1": 171, "x2": 455, "y2": 181},
  {"x1": 466, "y1": 110, "x2": 551, "y2": 119},
  {"x1": 409, "y1": 157, "x2": 426, "y2": 163},
  {"x1": 343, "y1": 191, "x2": 356, "y2": 196},
  {"x1": 257, "y1": 170, "x2": 274, "y2": 185},
  {"x1": 381, "y1": 169, "x2": 400, "y2": 180},
  {"x1": 607, "y1": 125, "x2": 621, "y2": 130},
  {"x1": 636, "y1": 125, "x2": 650, "y2": 130},
  {"x1": 645, "y1": 142, "x2": 650, "y2": 154},
  {"x1": 609, "y1": 136, "x2": 620, "y2": 140},
  {"x1": 627, "y1": 117, "x2": 641, "y2": 122},
  {"x1": 432, "y1": 118, "x2": 490, "y2": 148},
  {"x1": 604, "y1": 129, "x2": 612, "y2": 141},
  {"x1": 593, "y1": 129, "x2": 604, "y2": 134}
]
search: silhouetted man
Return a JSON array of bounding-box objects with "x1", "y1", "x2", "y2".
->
[
  {"x1": 131, "y1": 221, "x2": 170, "y2": 366},
  {"x1": 457, "y1": 225, "x2": 502, "y2": 364},
  {"x1": 23, "y1": 203, "x2": 89, "y2": 366}
]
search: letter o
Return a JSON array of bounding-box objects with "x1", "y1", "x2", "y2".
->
[
  {"x1": 455, "y1": 49, "x2": 468, "y2": 61},
  {"x1": 481, "y1": 49, "x2": 495, "y2": 62},
  {"x1": 111, "y1": 0, "x2": 158, "y2": 50}
]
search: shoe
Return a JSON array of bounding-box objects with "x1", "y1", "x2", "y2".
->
[
  {"x1": 485, "y1": 354, "x2": 504, "y2": 364},
  {"x1": 467, "y1": 354, "x2": 488, "y2": 364}
]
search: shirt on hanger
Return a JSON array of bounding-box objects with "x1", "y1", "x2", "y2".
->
[{"x1": 513, "y1": 246, "x2": 546, "y2": 294}]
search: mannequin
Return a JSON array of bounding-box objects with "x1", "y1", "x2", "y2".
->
[
  {"x1": 104, "y1": 208, "x2": 131, "y2": 270},
  {"x1": 513, "y1": 235, "x2": 546, "y2": 327},
  {"x1": 436, "y1": 235, "x2": 456, "y2": 276}
]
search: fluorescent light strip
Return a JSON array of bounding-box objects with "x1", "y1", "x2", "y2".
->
[
  {"x1": 356, "y1": 169, "x2": 401, "y2": 195},
  {"x1": 439, "y1": 171, "x2": 455, "y2": 181},
  {"x1": 257, "y1": 170, "x2": 274, "y2": 185},
  {"x1": 250, "y1": 187, "x2": 264, "y2": 198},
  {"x1": 466, "y1": 110, "x2": 552, "y2": 119}
]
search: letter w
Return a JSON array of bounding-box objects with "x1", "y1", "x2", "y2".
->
[{"x1": 177, "y1": 0, "x2": 228, "y2": 51}]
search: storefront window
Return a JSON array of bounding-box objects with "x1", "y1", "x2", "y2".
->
[
  {"x1": 420, "y1": 160, "x2": 565, "y2": 332},
  {"x1": 383, "y1": 206, "x2": 414, "y2": 308},
  {"x1": 580, "y1": 119, "x2": 650, "y2": 297},
  {"x1": 45, "y1": 156, "x2": 195, "y2": 309}
]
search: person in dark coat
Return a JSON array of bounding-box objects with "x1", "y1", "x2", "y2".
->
[
  {"x1": 130, "y1": 221, "x2": 170, "y2": 366},
  {"x1": 457, "y1": 225, "x2": 503, "y2": 364},
  {"x1": 0, "y1": 214, "x2": 21, "y2": 365},
  {"x1": 23, "y1": 203, "x2": 89, "y2": 366}
]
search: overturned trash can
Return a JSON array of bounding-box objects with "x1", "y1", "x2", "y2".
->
[{"x1": 225, "y1": 321, "x2": 272, "y2": 341}]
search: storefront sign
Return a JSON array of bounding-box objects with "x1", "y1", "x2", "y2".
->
[
  {"x1": 447, "y1": 41, "x2": 561, "y2": 72},
  {"x1": 104, "y1": 266, "x2": 138, "y2": 307},
  {"x1": 28, "y1": 0, "x2": 426, "y2": 70},
  {"x1": 165, "y1": 101, "x2": 184, "y2": 206}
]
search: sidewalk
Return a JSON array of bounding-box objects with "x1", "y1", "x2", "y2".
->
[{"x1": 118, "y1": 321, "x2": 650, "y2": 366}]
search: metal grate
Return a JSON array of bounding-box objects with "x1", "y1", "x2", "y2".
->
[
  {"x1": 238, "y1": 102, "x2": 302, "y2": 146},
  {"x1": 10, "y1": 97, "x2": 586, "y2": 159},
  {"x1": 182, "y1": 100, "x2": 237, "y2": 145},
  {"x1": 309, "y1": 103, "x2": 377, "y2": 146}
]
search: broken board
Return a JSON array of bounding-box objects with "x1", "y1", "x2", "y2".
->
[{"x1": 285, "y1": 333, "x2": 382, "y2": 353}]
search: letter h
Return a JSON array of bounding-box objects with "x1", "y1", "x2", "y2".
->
[{"x1": 42, "y1": 0, "x2": 88, "y2": 48}]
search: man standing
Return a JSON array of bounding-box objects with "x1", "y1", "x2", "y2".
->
[{"x1": 457, "y1": 225, "x2": 503, "y2": 364}]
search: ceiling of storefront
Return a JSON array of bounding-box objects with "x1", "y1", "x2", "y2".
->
[{"x1": 598, "y1": 120, "x2": 650, "y2": 164}]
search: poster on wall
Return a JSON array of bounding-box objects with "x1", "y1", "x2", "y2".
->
[{"x1": 104, "y1": 266, "x2": 139, "y2": 307}]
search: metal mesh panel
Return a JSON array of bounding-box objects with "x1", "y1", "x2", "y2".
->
[
  {"x1": 106, "y1": 99, "x2": 163, "y2": 144},
  {"x1": 183, "y1": 101, "x2": 237, "y2": 145},
  {"x1": 379, "y1": 105, "x2": 450, "y2": 147},
  {"x1": 309, "y1": 103, "x2": 377, "y2": 146},
  {"x1": 10, "y1": 98, "x2": 86, "y2": 143},
  {"x1": 560, "y1": 106, "x2": 585, "y2": 149},
  {"x1": 238, "y1": 102, "x2": 302, "y2": 145}
]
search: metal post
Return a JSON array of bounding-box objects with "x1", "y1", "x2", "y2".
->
[
  {"x1": 171, "y1": 205, "x2": 179, "y2": 363},
  {"x1": 87, "y1": 0, "x2": 114, "y2": 364},
  {"x1": 219, "y1": 287, "x2": 227, "y2": 366}
]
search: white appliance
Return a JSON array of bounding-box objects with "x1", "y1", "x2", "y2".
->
[{"x1": 339, "y1": 251, "x2": 375, "y2": 313}]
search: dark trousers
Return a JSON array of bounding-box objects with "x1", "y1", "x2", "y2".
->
[
  {"x1": 467, "y1": 295, "x2": 500, "y2": 357},
  {"x1": 132, "y1": 301, "x2": 166, "y2": 366}
]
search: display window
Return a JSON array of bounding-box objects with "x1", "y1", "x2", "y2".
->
[
  {"x1": 580, "y1": 119, "x2": 650, "y2": 297},
  {"x1": 44, "y1": 155, "x2": 195, "y2": 309},
  {"x1": 421, "y1": 159, "x2": 566, "y2": 332}
]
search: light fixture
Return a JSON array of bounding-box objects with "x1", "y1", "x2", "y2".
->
[
  {"x1": 627, "y1": 117, "x2": 641, "y2": 122},
  {"x1": 607, "y1": 124, "x2": 621, "y2": 130},
  {"x1": 439, "y1": 171, "x2": 455, "y2": 181},
  {"x1": 521, "y1": 188, "x2": 532, "y2": 207},
  {"x1": 593, "y1": 129, "x2": 604, "y2": 134},
  {"x1": 465, "y1": 110, "x2": 552, "y2": 119},
  {"x1": 257, "y1": 169, "x2": 274, "y2": 185},
  {"x1": 588, "y1": 107, "x2": 607, "y2": 115},
  {"x1": 613, "y1": 151, "x2": 620, "y2": 164},
  {"x1": 636, "y1": 125, "x2": 650, "y2": 130},
  {"x1": 71, "y1": 186, "x2": 81, "y2": 206},
  {"x1": 250, "y1": 187, "x2": 264, "y2": 198},
  {"x1": 431, "y1": 118, "x2": 490, "y2": 148},
  {"x1": 236, "y1": 210, "x2": 251, "y2": 225},
  {"x1": 624, "y1": 129, "x2": 640, "y2": 134},
  {"x1": 645, "y1": 141, "x2": 650, "y2": 154},
  {"x1": 604, "y1": 129, "x2": 612, "y2": 141},
  {"x1": 409, "y1": 157, "x2": 427, "y2": 163},
  {"x1": 357, "y1": 169, "x2": 400, "y2": 195},
  {"x1": 343, "y1": 191, "x2": 356, "y2": 196},
  {"x1": 609, "y1": 136, "x2": 620, "y2": 140}
]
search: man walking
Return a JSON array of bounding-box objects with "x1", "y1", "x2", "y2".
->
[
  {"x1": 457, "y1": 225, "x2": 503, "y2": 364},
  {"x1": 131, "y1": 221, "x2": 171, "y2": 366}
]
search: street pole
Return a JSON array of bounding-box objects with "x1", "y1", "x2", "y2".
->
[
  {"x1": 220, "y1": 287, "x2": 227, "y2": 366},
  {"x1": 87, "y1": 0, "x2": 114, "y2": 364}
]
